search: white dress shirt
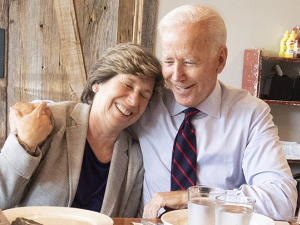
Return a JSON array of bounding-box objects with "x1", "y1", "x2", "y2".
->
[{"x1": 131, "y1": 80, "x2": 297, "y2": 221}]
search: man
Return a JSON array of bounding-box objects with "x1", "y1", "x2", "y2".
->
[
  {"x1": 130, "y1": 4, "x2": 297, "y2": 221},
  {"x1": 8, "y1": 4, "x2": 297, "y2": 222}
]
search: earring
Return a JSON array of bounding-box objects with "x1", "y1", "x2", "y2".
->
[
  {"x1": 92, "y1": 85, "x2": 98, "y2": 92},
  {"x1": 164, "y1": 79, "x2": 169, "y2": 88}
]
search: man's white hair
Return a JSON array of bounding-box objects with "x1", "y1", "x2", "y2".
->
[{"x1": 158, "y1": 4, "x2": 227, "y2": 55}]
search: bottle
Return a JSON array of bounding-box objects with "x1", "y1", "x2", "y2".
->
[
  {"x1": 294, "y1": 27, "x2": 300, "y2": 58},
  {"x1": 285, "y1": 28, "x2": 296, "y2": 58},
  {"x1": 279, "y1": 30, "x2": 290, "y2": 57}
]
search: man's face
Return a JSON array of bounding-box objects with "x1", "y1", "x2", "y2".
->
[{"x1": 161, "y1": 23, "x2": 226, "y2": 107}]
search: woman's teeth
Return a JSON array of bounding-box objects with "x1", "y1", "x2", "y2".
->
[
  {"x1": 116, "y1": 104, "x2": 131, "y2": 116},
  {"x1": 176, "y1": 86, "x2": 186, "y2": 91}
]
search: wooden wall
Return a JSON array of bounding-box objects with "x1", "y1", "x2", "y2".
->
[{"x1": 0, "y1": 0, "x2": 157, "y2": 148}]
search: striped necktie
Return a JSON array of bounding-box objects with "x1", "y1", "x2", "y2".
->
[{"x1": 171, "y1": 108, "x2": 199, "y2": 191}]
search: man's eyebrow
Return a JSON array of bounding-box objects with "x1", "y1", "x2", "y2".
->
[{"x1": 162, "y1": 57, "x2": 174, "y2": 62}]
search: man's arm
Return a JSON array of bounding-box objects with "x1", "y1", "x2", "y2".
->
[{"x1": 237, "y1": 104, "x2": 297, "y2": 221}]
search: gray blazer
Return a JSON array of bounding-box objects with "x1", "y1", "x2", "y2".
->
[{"x1": 0, "y1": 101, "x2": 144, "y2": 217}]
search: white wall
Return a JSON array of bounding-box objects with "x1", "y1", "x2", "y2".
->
[{"x1": 155, "y1": 0, "x2": 300, "y2": 143}]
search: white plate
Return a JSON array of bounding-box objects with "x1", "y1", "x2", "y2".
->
[
  {"x1": 3, "y1": 206, "x2": 113, "y2": 225},
  {"x1": 161, "y1": 209, "x2": 275, "y2": 225}
]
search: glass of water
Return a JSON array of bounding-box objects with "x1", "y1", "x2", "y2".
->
[
  {"x1": 188, "y1": 186, "x2": 226, "y2": 225},
  {"x1": 215, "y1": 195, "x2": 256, "y2": 225}
]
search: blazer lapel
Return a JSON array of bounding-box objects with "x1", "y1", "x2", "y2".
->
[
  {"x1": 65, "y1": 103, "x2": 90, "y2": 206},
  {"x1": 101, "y1": 130, "x2": 129, "y2": 216}
]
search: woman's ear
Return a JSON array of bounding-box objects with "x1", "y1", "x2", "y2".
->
[{"x1": 216, "y1": 46, "x2": 228, "y2": 74}]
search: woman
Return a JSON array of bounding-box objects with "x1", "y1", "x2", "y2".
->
[{"x1": 0, "y1": 43, "x2": 164, "y2": 217}]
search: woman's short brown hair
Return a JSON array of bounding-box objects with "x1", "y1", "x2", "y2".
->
[{"x1": 81, "y1": 43, "x2": 163, "y2": 104}]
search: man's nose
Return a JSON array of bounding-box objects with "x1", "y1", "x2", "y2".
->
[{"x1": 172, "y1": 63, "x2": 185, "y2": 82}]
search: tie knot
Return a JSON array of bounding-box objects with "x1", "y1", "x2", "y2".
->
[{"x1": 183, "y1": 108, "x2": 199, "y2": 121}]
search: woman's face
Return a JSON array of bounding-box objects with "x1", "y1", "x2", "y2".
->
[{"x1": 91, "y1": 74, "x2": 155, "y2": 131}]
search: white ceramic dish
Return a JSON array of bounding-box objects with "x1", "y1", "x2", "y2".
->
[
  {"x1": 161, "y1": 209, "x2": 275, "y2": 225},
  {"x1": 3, "y1": 206, "x2": 113, "y2": 225}
]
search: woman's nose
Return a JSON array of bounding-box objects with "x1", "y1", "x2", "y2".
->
[{"x1": 127, "y1": 91, "x2": 139, "y2": 106}]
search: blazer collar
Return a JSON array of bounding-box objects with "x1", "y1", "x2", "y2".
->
[
  {"x1": 65, "y1": 103, "x2": 91, "y2": 206},
  {"x1": 101, "y1": 130, "x2": 129, "y2": 216}
]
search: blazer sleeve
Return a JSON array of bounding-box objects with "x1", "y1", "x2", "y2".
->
[{"x1": 0, "y1": 134, "x2": 42, "y2": 209}]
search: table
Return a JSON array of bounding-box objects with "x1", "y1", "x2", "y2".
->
[
  {"x1": 112, "y1": 218, "x2": 295, "y2": 225},
  {"x1": 112, "y1": 218, "x2": 161, "y2": 225}
]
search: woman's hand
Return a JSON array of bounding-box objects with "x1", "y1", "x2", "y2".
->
[{"x1": 10, "y1": 101, "x2": 53, "y2": 152}]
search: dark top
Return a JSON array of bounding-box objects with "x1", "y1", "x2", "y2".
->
[{"x1": 72, "y1": 140, "x2": 111, "y2": 212}]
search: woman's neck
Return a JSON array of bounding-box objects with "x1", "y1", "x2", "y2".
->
[{"x1": 86, "y1": 116, "x2": 120, "y2": 163}]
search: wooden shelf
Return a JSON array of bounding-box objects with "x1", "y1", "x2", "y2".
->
[
  {"x1": 242, "y1": 49, "x2": 300, "y2": 106},
  {"x1": 287, "y1": 159, "x2": 300, "y2": 164},
  {"x1": 263, "y1": 100, "x2": 300, "y2": 106},
  {"x1": 262, "y1": 56, "x2": 300, "y2": 63}
]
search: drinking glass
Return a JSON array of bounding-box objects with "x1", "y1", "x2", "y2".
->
[
  {"x1": 188, "y1": 185, "x2": 226, "y2": 225},
  {"x1": 215, "y1": 195, "x2": 256, "y2": 225}
]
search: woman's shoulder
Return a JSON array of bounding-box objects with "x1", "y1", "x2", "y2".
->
[
  {"x1": 48, "y1": 101, "x2": 90, "y2": 127},
  {"x1": 48, "y1": 101, "x2": 89, "y2": 113},
  {"x1": 48, "y1": 101, "x2": 79, "y2": 110},
  {"x1": 122, "y1": 129, "x2": 143, "y2": 159}
]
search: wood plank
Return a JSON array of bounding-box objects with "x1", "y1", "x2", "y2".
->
[
  {"x1": 53, "y1": 0, "x2": 86, "y2": 101},
  {"x1": 0, "y1": 0, "x2": 9, "y2": 149},
  {"x1": 132, "y1": 0, "x2": 143, "y2": 45},
  {"x1": 39, "y1": 0, "x2": 74, "y2": 102},
  {"x1": 117, "y1": 0, "x2": 157, "y2": 53},
  {"x1": 7, "y1": 0, "x2": 74, "y2": 103},
  {"x1": 117, "y1": 0, "x2": 135, "y2": 44},
  {"x1": 74, "y1": 0, "x2": 119, "y2": 72},
  {"x1": 117, "y1": 0, "x2": 158, "y2": 53},
  {"x1": 0, "y1": 29, "x2": 4, "y2": 79},
  {"x1": 140, "y1": 0, "x2": 157, "y2": 53}
]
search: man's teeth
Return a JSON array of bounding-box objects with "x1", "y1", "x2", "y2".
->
[{"x1": 116, "y1": 104, "x2": 131, "y2": 116}]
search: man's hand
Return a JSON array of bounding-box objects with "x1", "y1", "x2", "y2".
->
[
  {"x1": 10, "y1": 102, "x2": 51, "y2": 134},
  {"x1": 10, "y1": 101, "x2": 53, "y2": 152},
  {"x1": 142, "y1": 190, "x2": 188, "y2": 218}
]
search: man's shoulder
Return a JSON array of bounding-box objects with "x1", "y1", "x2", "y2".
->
[{"x1": 220, "y1": 82, "x2": 268, "y2": 110}]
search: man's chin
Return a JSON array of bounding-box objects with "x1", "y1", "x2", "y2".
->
[{"x1": 173, "y1": 95, "x2": 192, "y2": 107}]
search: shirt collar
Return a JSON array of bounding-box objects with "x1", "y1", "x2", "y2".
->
[{"x1": 164, "y1": 80, "x2": 221, "y2": 119}]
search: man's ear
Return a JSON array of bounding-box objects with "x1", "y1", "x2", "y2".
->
[{"x1": 216, "y1": 46, "x2": 228, "y2": 74}]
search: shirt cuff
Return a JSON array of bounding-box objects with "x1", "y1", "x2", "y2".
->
[{"x1": 15, "y1": 134, "x2": 38, "y2": 156}]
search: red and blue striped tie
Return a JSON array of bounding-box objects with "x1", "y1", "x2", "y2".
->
[{"x1": 171, "y1": 108, "x2": 199, "y2": 191}]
